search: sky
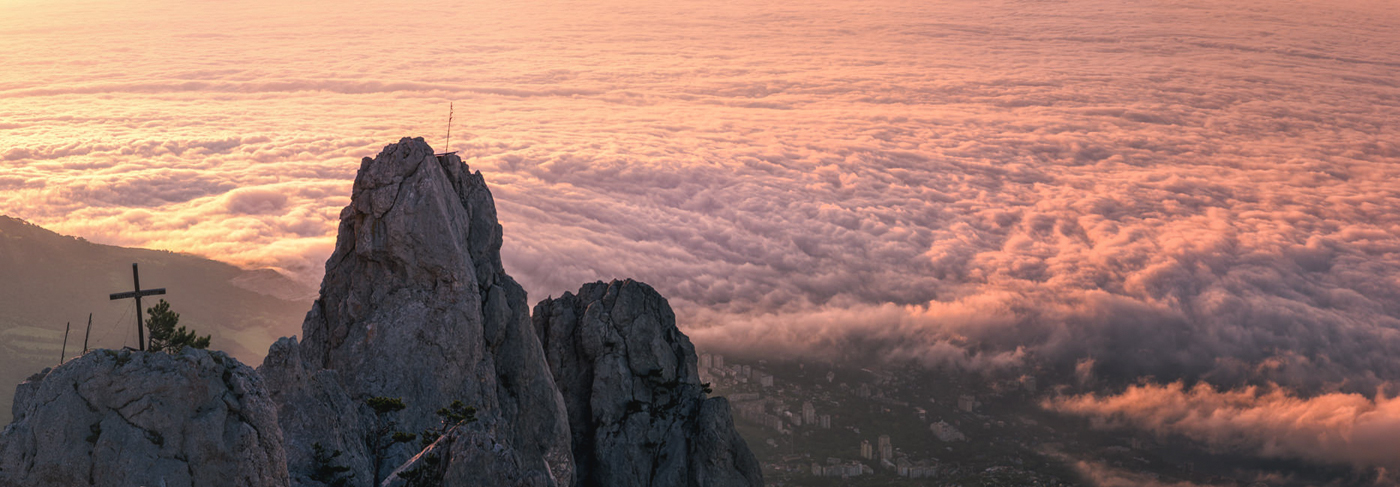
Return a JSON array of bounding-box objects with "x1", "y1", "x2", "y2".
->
[{"x1": 3, "y1": 0, "x2": 1400, "y2": 475}]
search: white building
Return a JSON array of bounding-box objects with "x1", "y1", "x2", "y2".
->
[
  {"x1": 714, "y1": 354, "x2": 724, "y2": 369},
  {"x1": 802, "y1": 402, "x2": 817, "y2": 425},
  {"x1": 877, "y1": 435, "x2": 892, "y2": 462},
  {"x1": 930, "y1": 421, "x2": 966, "y2": 442},
  {"x1": 896, "y1": 458, "x2": 938, "y2": 478},
  {"x1": 958, "y1": 394, "x2": 976, "y2": 412},
  {"x1": 860, "y1": 440, "x2": 872, "y2": 460},
  {"x1": 820, "y1": 414, "x2": 832, "y2": 429},
  {"x1": 731, "y1": 365, "x2": 747, "y2": 383},
  {"x1": 700, "y1": 353, "x2": 713, "y2": 369},
  {"x1": 909, "y1": 464, "x2": 937, "y2": 479},
  {"x1": 734, "y1": 400, "x2": 786, "y2": 433},
  {"x1": 813, "y1": 462, "x2": 866, "y2": 478}
]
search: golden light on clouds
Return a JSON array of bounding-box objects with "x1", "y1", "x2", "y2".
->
[{"x1": 3, "y1": 0, "x2": 1400, "y2": 470}]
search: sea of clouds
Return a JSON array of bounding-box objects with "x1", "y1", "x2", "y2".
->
[{"x1": 2, "y1": 0, "x2": 1399, "y2": 473}]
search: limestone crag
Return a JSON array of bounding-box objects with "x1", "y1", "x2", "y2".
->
[
  {"x1": 259, "y1": 138, "x2": 572, "y2": 486},
  {"x1": 380, "y1": 423, "x2": 551, "y2": 487},
  {"x1": 534, "y1": 280, "x2": 763, "y2": 487},
  {"x1": 0, "y1": 137, "x2": 761, "y2": 487},
  {"x1": 0, "y1": 349, "x2": 288, "y2": 487}
]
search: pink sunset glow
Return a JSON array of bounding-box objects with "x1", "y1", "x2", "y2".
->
[{"x1": 3, "y1": 0, "x2": 1400, "y2": 478}]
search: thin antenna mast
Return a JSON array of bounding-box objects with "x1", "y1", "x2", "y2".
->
[
  {"x1": 60, "y1": 322, "x2": 70, "y2": 364},
  {"x1": 83, "y1": 313, "x2": 93, "y2": 354},
  {"x1": 445, "y1": 101, "x2": 454, "y2": 153}
]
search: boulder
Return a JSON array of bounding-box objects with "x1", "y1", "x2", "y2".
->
[{"x1": 0, "y1": 348, "x2": 288, "y2": 487}]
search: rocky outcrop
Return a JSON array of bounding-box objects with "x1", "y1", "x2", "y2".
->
[
  {"x1": 0, "y1": 137, "x2": 760, "y2": 487},
  {"x1": 533, "y1": 280, "x2": 762, "y2": 487},
  {"x1": 0, "y1": 348, "x2": 288, "y2": 487},
  {"x1": 259, "y1": 138, "x2": 572, "y2": 486},
  {"x1": 380, "y1": 424, "x2": 551, "y2": 487}
]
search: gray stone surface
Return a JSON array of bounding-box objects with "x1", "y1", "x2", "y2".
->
[
  {"x1": 0, "y1": 348, "x2": 288, "y2": 487},
  {"x1": 259, "y1": 138, "x2": 572, "y2": 487},
  {"x1": 379, "y1": 422, "x2": 552, "y2": 487},
  {"x1": 534, "y1": 279, "x2": 763, "y2": 487}
]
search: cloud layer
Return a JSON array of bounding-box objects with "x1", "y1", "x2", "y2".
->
[
  {"x1": 1048, "y1": 382, "x2": 1400, "y2": 470},
  {"x1": 3, "y1": 0, "x2": 1400, "y2": 472}
]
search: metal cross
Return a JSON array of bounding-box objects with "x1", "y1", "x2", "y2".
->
[{"x1": 108, "y1": 263, "x2": 165, "y2": 351}]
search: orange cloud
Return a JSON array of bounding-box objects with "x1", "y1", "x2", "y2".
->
[
  {"x1": 1047, "y1": 382, "x2": 1400, "y2": 469},
  {"x1": 2, "y1": 0, "x2": 1399, "y2": 430}
]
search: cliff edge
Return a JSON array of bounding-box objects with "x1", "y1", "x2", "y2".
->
[
  {"x1": 259, "y1": 138, "x2": 572, "y2": 486},
  {"x1": 534, "y1": 280, "x2": 762, "y2": 487},
  {"x1": 0, "y1": 349, "x2": 288, "y2": 487}
]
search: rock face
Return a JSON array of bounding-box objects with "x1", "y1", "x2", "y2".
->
[
  {"x1": 0, "y1": 137, "x2": 760, "y2": 487},
  {"x1": 380, "y1": 425, "x2": 550, "y2": 487},
  {"x1": 259, "y1": 138, "x2": 572, "y2": 486},
  {"x1": 534, "y1": 280, "x2": 763, "y2": 487},
  {"x1": 0, "y1": 348, "x2": 288, "y2": 487}
]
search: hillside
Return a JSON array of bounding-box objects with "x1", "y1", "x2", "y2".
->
[{"x1": 0, "y1": 215, "x2": 312, "y2": 424}]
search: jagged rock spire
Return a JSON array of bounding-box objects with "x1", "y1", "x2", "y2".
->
[
  {"x1": 534, "y1": 280, "x2": 763, "y2": 487},
  {"x1": 259, "y1": 138, "x2": 572, "y2": 486},
  {"x1": 1, "y1": 138, "x2": 761, "y2": 487}
]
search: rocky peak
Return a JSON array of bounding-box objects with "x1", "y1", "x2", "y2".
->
[
  {"x1": 260, "y1": 137, "x2": 571, "y2": 486},
  {"x1": 534, "y1": 280, "x2": 762, "y2": 487},
  {"x1": 0, "y1": 349, "x2": 288, "y2": 487},
  {"x1": 0, "y1": 137, "x2": 760, "y2": 487}
]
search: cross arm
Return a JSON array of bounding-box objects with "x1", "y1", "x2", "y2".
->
[{"x1": 109, "y1": 288, "x2": 167, "y2": 300}]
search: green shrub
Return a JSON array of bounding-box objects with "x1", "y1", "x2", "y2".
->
[
  {"x1": 309, "y1": 442, "x2": 353, "y2": 487},
  {"x1": 366, "y1": 396, "x2": 406, "y2": 415},
  {"x1": 435, "y1": 401, "x2": 477, "y2": 428},
  {"x1": 145, "y1": 300, "x2": 210, "y2": 353}
]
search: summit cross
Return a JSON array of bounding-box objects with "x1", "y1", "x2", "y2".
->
[{"x1": 108, "y1": 263, "x2": 165, "y2": 351}]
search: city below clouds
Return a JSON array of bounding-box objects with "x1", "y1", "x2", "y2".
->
[{"x1": 2, "y1": 0, "x2": 1399, "y2": 474}]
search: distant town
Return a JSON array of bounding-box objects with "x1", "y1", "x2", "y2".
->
[{"x1": 699, "y1": 352, "x2": 1355, "y2": 487}]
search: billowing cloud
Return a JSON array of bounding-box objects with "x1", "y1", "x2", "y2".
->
[
  {"x1": 3, "y1": 0, "x2": 1400, "y2": 470},
  {"x1": 1053, "y1": 454, "x2": 1217, "y2": 487},
  {"x1": 1047, "y1": 382, "x2": 1400, "y2": 471}
]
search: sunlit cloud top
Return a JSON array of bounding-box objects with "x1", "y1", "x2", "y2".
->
[{"x1": 3, "y1": 0, "x2": 1399, "y2": 408}]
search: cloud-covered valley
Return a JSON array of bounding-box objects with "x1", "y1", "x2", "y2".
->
[{"x1": 3, "y1": 0, "x2": 1399, "y2": 473}]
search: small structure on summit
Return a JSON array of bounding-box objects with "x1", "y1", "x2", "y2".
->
[
  {"x1": 436, "y1": 101, "x2": 457, "y2": 157},
  {"x1": 107, "y1": 263, "x2": 165, "y2": 351}
]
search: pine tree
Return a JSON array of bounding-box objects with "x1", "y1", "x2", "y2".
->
[
  {"x1": 397, "y1": 400, "x2": 478, "y2": 485},
  {"x1": 145, "y1": 299, "x2": 210, "y2": 353},
  {"x1": 365, "y1": 396, "x2": 416, "y2": 482},
  {"x1": 418, "y1": 400, "x2": 478, "y2": 448},
  {"x1": 308, "y1": 443, "x2": 353, "y2": 487}
]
